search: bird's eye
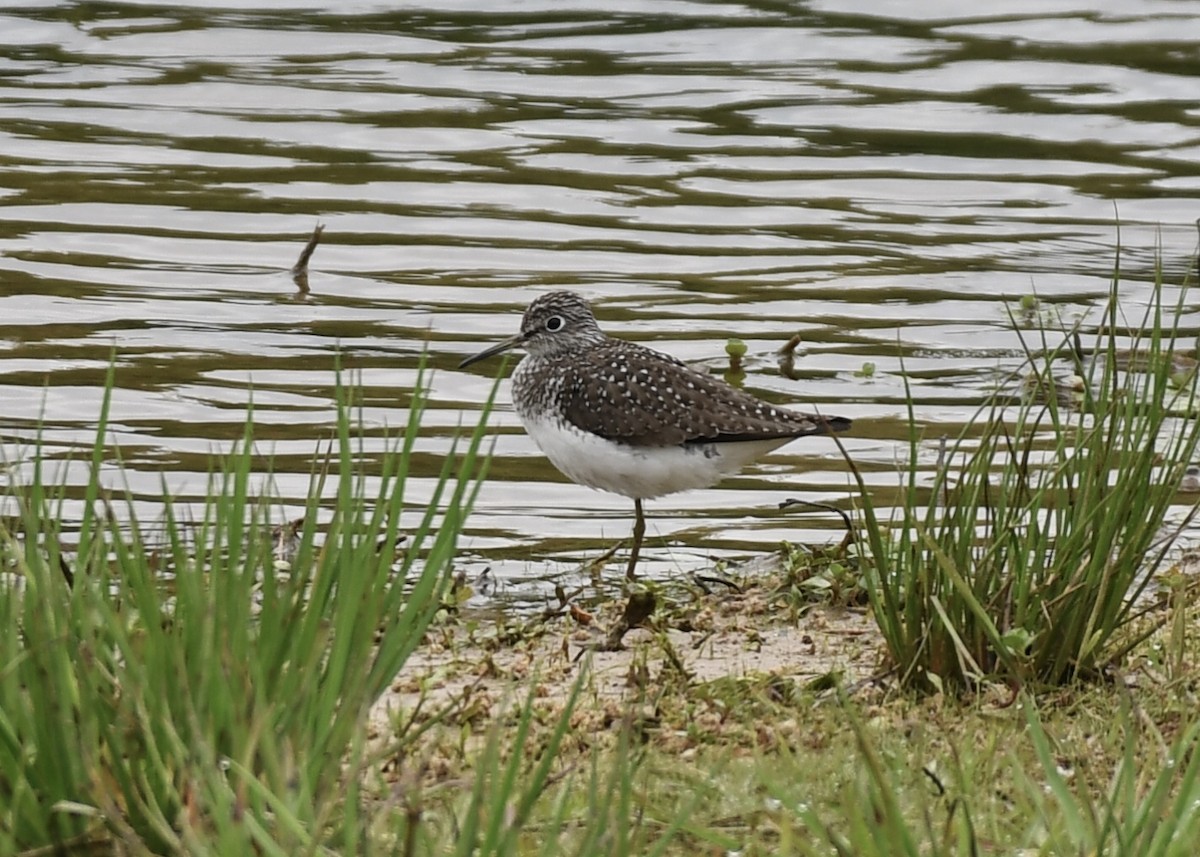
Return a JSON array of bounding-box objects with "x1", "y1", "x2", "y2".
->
[{"x1": 545, "y1": 315, "x2": 564, "y2": 332}]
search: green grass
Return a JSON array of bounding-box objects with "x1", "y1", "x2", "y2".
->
[
  {"x1": 368, "y1": 598, "x2": 1200, "y2": 856},
  {"x1": 850, "y1": 271, "x2": 1200, "y2": 690},
  {"x1": 0, "y1": 362, "x2": 496, "y2": 854},
  {"x1": 6, "y1": 260, "x2": 1200, "y2": 855}
]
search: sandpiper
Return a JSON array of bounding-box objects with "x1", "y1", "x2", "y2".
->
[{"x1": 460, "y1": 291, "x2": 851, "y2": 579}]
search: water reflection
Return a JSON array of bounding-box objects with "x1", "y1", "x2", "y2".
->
[{"x1": 1, "y1": 1, "x2": 1199, "y2": 582}]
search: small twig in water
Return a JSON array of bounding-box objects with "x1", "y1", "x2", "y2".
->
[
  {"x1": 778, "y1": 497, "x2": 855, "y2": 554},
  {"x1": 777, "y1": 333, "x2": 804, "y2": 380},
  {"x1": 291, "y1": 222, "x2": 324, "y2": 292}
]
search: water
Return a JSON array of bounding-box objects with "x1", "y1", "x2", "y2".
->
[{"x1": 2, "y1": 1, "x2": 1199, "y2": 586}]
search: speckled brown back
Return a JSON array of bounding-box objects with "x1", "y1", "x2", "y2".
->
[{"x1": 544, "y1": 338, "x2": 849, "y2": 448}]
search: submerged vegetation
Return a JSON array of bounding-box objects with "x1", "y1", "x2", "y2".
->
[{"x1": 4, "y1": 271, "x2": 1200, "y2": 854}]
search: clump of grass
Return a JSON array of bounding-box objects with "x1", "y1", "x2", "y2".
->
[
  {"x1": 0, "y1": 362, "x2": 498, "y2": 853},
  {"x1": 852, "y1": 269, "x2": 1200, "y2": 690}
]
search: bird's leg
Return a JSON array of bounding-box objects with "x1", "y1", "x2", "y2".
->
[{"x1": 625, "y1": 498, "x2": 646, "y2": 581}]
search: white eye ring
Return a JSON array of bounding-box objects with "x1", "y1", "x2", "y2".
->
[{"x1": 545, "y1": 315, "x2": 564, "y2": 332}]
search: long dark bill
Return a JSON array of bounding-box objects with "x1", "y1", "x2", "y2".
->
[{"x1": 458, "y1": 333, "x2": 525, "y2": 369}]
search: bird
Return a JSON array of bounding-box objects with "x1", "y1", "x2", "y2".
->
[{"x1": 459, "y1": 291, "x2": 851, "y2": 580}]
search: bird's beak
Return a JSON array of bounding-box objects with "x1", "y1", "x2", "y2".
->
[{"x1": 459, "y1": 333, "x2": 526, "y2": 369}]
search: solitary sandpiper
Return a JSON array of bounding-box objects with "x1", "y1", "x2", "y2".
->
[{"x1": 459, "y1": 291, "x2": 851, "y2": 580}]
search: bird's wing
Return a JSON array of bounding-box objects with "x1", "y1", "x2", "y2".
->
[{"x1": 558, "y1": 341, "x2": 845, "y2": 448}]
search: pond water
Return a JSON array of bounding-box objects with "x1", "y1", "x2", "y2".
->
[{"x1": 2, "y1": 1, "x2": 1199, "y2": 587}]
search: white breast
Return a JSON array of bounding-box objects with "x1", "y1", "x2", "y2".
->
[{"x1": 521, "y1": 414, "x2": 794, "y2": 500}]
